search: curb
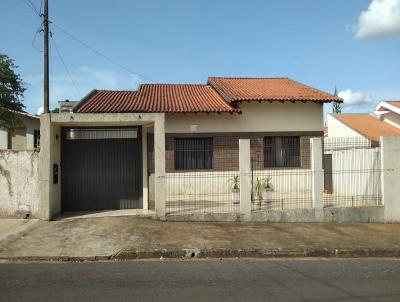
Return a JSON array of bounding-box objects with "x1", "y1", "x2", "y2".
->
[
  {"x1": 0, "y1": 247, "x2": 399, "y2": 262},
  {"x1": 0, "y1": 219, "x2": 41, "y2": 251}
]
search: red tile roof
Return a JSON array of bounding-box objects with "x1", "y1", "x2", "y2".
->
[
  {"x1": 74, "y1": 85, "x2": 239, "y2": 114},
  {"x1": 134, "y1": 84, "x2": 239, "y2": 113},
  {"x1": 208, "y1": 77, "x2": 342, "y2": 103},
  {"x1": 74, "y1": 90, "x2": 138, "y2": 113},
  {"x1": 334, "y1": 114, "x2": 400, "y2": 143},
  {"x1": 74, "y1": 77, "x2": 340, "y2": 114}
]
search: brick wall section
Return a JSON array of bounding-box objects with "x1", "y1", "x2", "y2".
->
[{"x1": 165, "y1": 132, "x2": 320, "y2": 172}]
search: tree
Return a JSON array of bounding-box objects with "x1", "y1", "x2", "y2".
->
[
  {"x1": 0, "y1": 53, "x2": 25, "y2": 129},
  {"x1": 332, "y1": 86, "x2": 343, "y2": 114}
]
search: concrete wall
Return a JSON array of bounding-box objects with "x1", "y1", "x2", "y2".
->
[
  {"x1": 0, "y1": 129, "x2": 7, "y2": 149},
  {"x1": 167, "y1": 206, "x2": 384, "y2": 223},
  {"x1": 0, "y1": 115, "x2": 40, "y2": 150},
  {"x1": 0, "y1": 150, "x2": 40, "y2": 217},
  {"x1": 327, "y1": 115, "x2": 364, "y2": 138},
  {"x1": 40, "y1": 112, "x2": 166, "y2": 219},
  {"x1": 165, "y1": 102, "x2": 323, "y2": 133}
]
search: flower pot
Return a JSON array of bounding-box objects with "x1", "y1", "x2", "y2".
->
[
  {"x1": 262, "y1": 189, "x2": 273, "y2": 202},
  {"x1": 232, "y1": 190, "x2": 240, "y2": 204}
]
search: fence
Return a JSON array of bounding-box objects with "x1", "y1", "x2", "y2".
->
[
  {"x1": 323, "y1": 137, "x2": 382, "y2": 208},
  {"x1": 165, "y1": 136, "x2": 239, "y2": 215},
  {"x1": 250, "y1": 137, "x2": 313, "y2": 211},
  {"x1": 161, "y1": 135, "x2": 396, "y2": 222}
]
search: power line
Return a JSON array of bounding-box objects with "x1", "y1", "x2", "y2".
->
[
  {"x1": 51, "y1": 35, "x2": 82, "y2": 98},
  {"x1": 51, "y1": 22, "x2": 156, "y2": 83},
  {"x1": 22, "y1": 0, "x2": 41, "y2": 17},
  {"x1": 31, "y1": 23, "x2": 44, "y2": 52}
]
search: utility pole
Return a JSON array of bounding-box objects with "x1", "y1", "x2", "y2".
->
[{"x1": 43, "y1": 0, "x2": 49, "y2": 113}]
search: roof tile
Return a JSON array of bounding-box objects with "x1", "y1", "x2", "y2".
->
[
  {"x1": 334, "y1": 114, "x2": 400, "y2": 143},
  {"x1": 208, "y1": 77, "x2": 342, "y2": 103},
  {"x1": 74, "y1": 85, "x2": 239, "y2": 114}
]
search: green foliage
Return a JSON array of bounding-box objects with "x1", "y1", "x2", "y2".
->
[
  {"x1": 51, "y1": 108, "x2": 60, "y2": 113},
  {"x1": 228, "y1": 175, "x2": 240, "y2": 191},
  {"x1": 332, "y1": 86, "x2": 343, "y2": 114},
  {"x1": 332, "y1": 102, "x2": 343, "y2": 114},
  {"x1": 0, "y1": 53, "x2": 25, "y2": 128},
  {"x1": 253, "y1": 177, "x2": 273, "y2": 199}
]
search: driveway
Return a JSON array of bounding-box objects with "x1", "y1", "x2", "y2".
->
[{"x1": 1, "y1": 217, "x2": 400, "y2": 260}]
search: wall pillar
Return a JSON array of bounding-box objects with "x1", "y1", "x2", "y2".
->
[
  {"x1": 311, "y1": 137, "x2": 324, "y2": 221},
  {"x1": 154, "y1": 114, "x2": 166, "y2": 220},
  {"x1": 239, "y1": 139, "x2": 252, "y2": 220},
  {"x1": 38, "y1": 114, "x2": 52, "y2": 220},
  {"x1": 381, "y1": 136, "x2": 400, "y2": 222},
  {"x1": 142, "y1": 126, "x2": 149, "y2": 210}
]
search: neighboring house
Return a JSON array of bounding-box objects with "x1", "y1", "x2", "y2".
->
[
  {"x1": 375, "y1": 100, "x2": 400, "y2": 129},
  {"x1": 58, "y1": 100, "x2": 79, "y2": 113},
  {"x1": 39, "y1": 77, "x2": 341, "y2": 219},
  {"x1": 327, "y1": 100, "x2": 400, "y2": 145},
  {"x1": 0, "y1": 111, "x2": 40, "y2": 150}
]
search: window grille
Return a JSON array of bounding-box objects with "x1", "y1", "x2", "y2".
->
[
  {"x1": 175, "y1": 138, "x2": 213, "y2": 170},
  {"x1": 264, "y1": 136, "x2": 300, "y2": 168}
]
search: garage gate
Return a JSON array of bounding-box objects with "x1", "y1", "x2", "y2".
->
[{"x1": 61, "y1": 127, "x2": 142, "y2": 211}]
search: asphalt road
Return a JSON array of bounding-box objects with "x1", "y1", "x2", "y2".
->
[{"x1": 1, "y1": 259, "x2": 400, "y2": 302}]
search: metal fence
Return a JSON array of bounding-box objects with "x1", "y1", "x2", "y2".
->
[
  {"x1": 251, "y1": 137, "x2": 313, "y2": 211},
  {"x1": 323, "y1": 137, "x2": 382, "y2": 208},
  {"x1": 163, "y1": 136, "x2": 383, "y2": 217},
  {"x1": 165, "y1": 136, "x2": 239, "y2": 215}
]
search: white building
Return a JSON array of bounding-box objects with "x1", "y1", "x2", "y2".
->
[{"x1": 327, "y1": 100, "x2": 400, "y2": 145}]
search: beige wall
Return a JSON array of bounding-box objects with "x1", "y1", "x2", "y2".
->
[
  {"x1": 0, "y1": 115, "x2": 40, "y2": 150},
  {"x1": 165, "y1": 102, "x2": 323, "y2": 133},
  {"x1": 9, "y1": 128, "x2": 26, "y2": 149},
  {"x1": 327, "y1": 115, "x2": 364, "y2": 138},
  {"x1": 0, "y1": 150, "x2": 40, "y2": 217}
]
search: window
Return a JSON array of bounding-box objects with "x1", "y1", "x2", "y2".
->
[
  {"x1": 34, "y1": 130, "x2": 40, "y2": 148},
  {"x1": 264, "y1": 136, "x2": 300, "y2": 168},
  {"x1": 175, "y1": 138, "x2": 213, "y2": 170}
]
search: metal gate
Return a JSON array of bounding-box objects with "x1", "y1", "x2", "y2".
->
[{"x1": 61, "y1": 127, "x2": 142, "y2": 211}]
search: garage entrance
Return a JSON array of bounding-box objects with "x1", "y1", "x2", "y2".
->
[{"x1": 61, "y1": 127, "x2": 142, "y2": 211}]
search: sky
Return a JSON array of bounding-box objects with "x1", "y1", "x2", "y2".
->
[{"x1": 1, "y1": 0, "x2": 400, "y2": 116}]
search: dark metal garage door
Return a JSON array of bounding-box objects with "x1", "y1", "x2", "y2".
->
[{"x1": 61, "y1": 127, "x2": 142, "y2": 211}]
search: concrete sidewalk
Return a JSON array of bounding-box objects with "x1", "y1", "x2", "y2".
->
[
  {"x1": 1, "y1": 217, "x2": 400, "y2": 261},
  {"x1": 0, "y1": 219, "x2": 40, "y2": 251}
]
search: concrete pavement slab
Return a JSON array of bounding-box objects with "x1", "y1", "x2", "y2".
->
[{"x1": 0, "y1": 217, "x2": 399, "y2": 261}]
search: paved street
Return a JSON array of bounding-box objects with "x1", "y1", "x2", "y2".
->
[{"x1": 1, "y1": 259, "x2": 400, "y2": 302}]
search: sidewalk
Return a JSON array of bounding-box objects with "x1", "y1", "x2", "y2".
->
[
  {"x1": 0, "y1": 219, "x2": 40, "y2": 251},
  {"x1": 1, "y1": 216, "x2": 400, "y2": 261}
]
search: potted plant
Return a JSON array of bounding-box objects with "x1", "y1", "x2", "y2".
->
[
  {"x1": 261, "y1": 176, "x2": 273, "y2": 202},
  {"x1": 229, "y1": 175, "x2": 240, "y2": 204},
  {"x1": 254, "y1": 177, "x2": 273, "y2": 202}
]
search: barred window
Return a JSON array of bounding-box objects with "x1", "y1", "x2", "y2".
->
[
  {"x1": 175, "y1": 138, "x2": 213, "y2": 170},
  {"x1": 264, "y1": 136, "x2": 300, "y2": 168}
]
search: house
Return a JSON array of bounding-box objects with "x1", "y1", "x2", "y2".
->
[
  {"x1": 0, "y1": 110, "x2": 40, "y2": 150},
  {"x1": 327, "y1": 100, "x2": 400, "y2": 145},
  {"x1": 37, "y1": 77, "x2": 341, "y2": 220}
]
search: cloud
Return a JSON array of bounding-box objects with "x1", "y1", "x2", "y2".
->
[
  {"x1": 355, "y1": 0, "x2": 400, "y2": 39},
  {"x1": 36, "y1": 106, "x2": 43, "y2": 115},
  {"x1": 337, "y1": 89, "x2": 376, "y2": 112},
  {"x1": 338, "y1": 89, "x2": 374, "y2": 105},
  {"x1": 24, "y1": 66, "x2": 141, "y2": 114}
]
